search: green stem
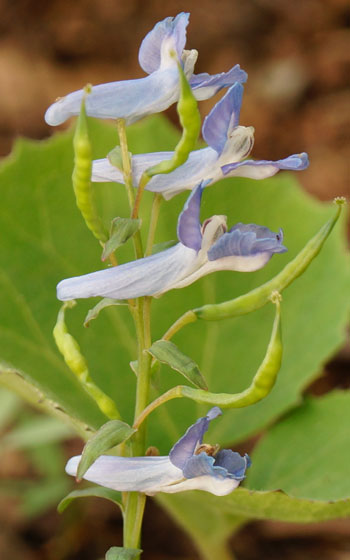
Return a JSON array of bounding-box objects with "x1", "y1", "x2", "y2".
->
[
  {"x1": 145, "y1": 194, "x2": 163, "y2": 256},
  {"x1": 123, "y1": 295, "x2": 153, "y2": 554},
  {"x1": 116, "y1": 119, "x2": 135, "y2": 210},
  {"x1": 116, "y1": 118, "x2": 143, "y2": 259},
  {"x1": 162, "y1": 310, "x2": 197, "y2": 341},
  {"x1": 123, "y1": 492, "x2": 147, "y2": 549}
]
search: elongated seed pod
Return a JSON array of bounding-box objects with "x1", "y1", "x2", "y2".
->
[
  {"x1": 53, "y1": 301, "x2": 120, "y2": 419},
  {"x1": 72, "y1": 86, "x2": 108, "y2": 243},
  {"x1": 142, "y1": 58, "x2": 201, "y2": 181},
  {"x1": 194, "y1": 199, "x2": 345, "y2": 321},
  {"x1": 134, "y1": 294, "x2": 283, "y2": 428}
]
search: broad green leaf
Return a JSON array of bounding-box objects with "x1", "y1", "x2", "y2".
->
[
  {"x1": 102, "y1": 217, "x2": 141, "y2": 261},
  {"x1": 77, "y1": 419, "x2": 135, "y2": 479},
  {"x1": 105, "y1": 546, "x2": 142, "y2": 560},
  {"x1": 246, "y1": 391, "x2": 350, "y2": 501},
  {"x1": 147, "y1": 340, "x2": 208, "y2": 390},
  {"x1": 158, "y1": 485, "x2": 350, "y2": 560},
  {"x1": 158, "y1": 391, "x2": 350, "y2": 558},
  {"x1": 84, "y1": 298, "x2": 128, "y2": 327},
  {"x1": 58, "y1": 486, "x2": 122, "y2": 513}
]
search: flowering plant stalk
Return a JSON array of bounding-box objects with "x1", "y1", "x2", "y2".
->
[{"x1": 42, "y1": 13, "x2": 346, "y2": 560}]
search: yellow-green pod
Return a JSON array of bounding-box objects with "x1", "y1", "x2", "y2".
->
[
  {"x1": 53, "y1": 301, "x2": 120, "y2": 419},
  {"x1": 194, "y1": 200, "x2": 345, "y2": 321},
  {"x1": 141, "y1": 58, "x2": 201, "y2": 183},
  {"x1": 134, "y1": 294, "x2": 283, "y2": 428},
  {"x1": 72, "y1": 85, "x2": 108, "y2": 243}
]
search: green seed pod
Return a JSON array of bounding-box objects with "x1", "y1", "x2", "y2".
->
[
  {"x1": 194, "y1": 200, "x2": 345, "y2": 321},
  {"x1": 53, "y1": 301, "x2": 120, "y2": 419},
  {"x1": 142, "y1": 58, "x2": 201, "y2": 181},
  {"x1": 72, "y1": 86, "x2": 108, "y2": 243},
  {"x1": 134, "y1": 294, "x2": 283, "y2": 428}
]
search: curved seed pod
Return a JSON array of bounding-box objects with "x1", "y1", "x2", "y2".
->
[
  {"x1": 72, "y1": 85, "x2": 108, "y2": 243},
  {"x1": 53, "y1": 301, "x2": 120, "y2": 419},
  {"x1": 134, "y1": 294, "x2": 282, "y2": 428},
  {"x1": 194, "y1": 200, "x2": 344, "y2": 321},
  {"x1": 141, "y1": 58, "x2": 201, "y2": 185},
  {"x1": 162, "y1": 199, "x2": 345, "y2": 343}
]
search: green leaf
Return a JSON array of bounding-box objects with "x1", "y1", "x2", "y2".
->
[
  {"x1": 105, "y1": 546, "x2": 142, "y2": 560},
  {"x1": 246, "y1": 391, "x2": 350, "y2": 501},
  {"x1": 159, "y1": 391, "x2": 350, "y2": 558},
  {"x1": 84, "y1": 298, "x2": 128, "y2": 327},
  {"x1": 147, "y1": 340, "x2": 208, "y2": 390},
  {"x1": 77, "y1": 419, "x2": 135, "y2": 480},
  {"x1": 157, "y1": 485, "x2": 350, "y2": 560},
  {"x1": 57, "y1": 486, "x2": 122, "y2": 513},
  {"x1": 102, "y1": 217, "x2": 141, "y2": 261}
]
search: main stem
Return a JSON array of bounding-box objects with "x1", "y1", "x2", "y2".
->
[
  {"x1": 123, "y1": 296, "x2": 152, "y2": 552},
  {"x1": 117, "y1": 120, "x2": 153, "y2": 554}
]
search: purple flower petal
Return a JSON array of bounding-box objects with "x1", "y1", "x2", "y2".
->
[
  {"x1": 190, "y1": 64, "x2": 248, "y2": 100},
  {"x1": 202, "y1": 83, "x2": 244, "y2": 154},
  {"x1": 182, "y1": 452, "x2": 227, "y2": 478},
  {"x1": 169, "y1": 406, "x2": 222, "y2": 469},
  {"x1": 214, "y1": 450, "x2": 251, "y2": 480},
  {"x1": 221, "y1": 153, "x2": 309, "y2": 179},
  {"x1": 208, "y1": 224, "x2": 287, "y2": 261},
  {"x1": 176, "y1": 183, "x2": 204, "y2": 250},
  {"x1": 138, "y1": 13, "x2": 189, "y2": 74}
]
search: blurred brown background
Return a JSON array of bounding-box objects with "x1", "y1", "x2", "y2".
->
[
  {"x1": 0, "y1": 1, "x2": 349, "y2": 559},
  {"x1": 0, "y1": 0, "x2": 349, "y2": 199}
]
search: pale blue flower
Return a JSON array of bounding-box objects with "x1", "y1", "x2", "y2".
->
[
  {"x1": 56, "y1": 183, "x2": 286, "y2": 301},
  {"x1": 45, "y1": 13, "x2": 247, "y2": 126},
  {"x1": 92, "y1": 82, "x2": 309, "y2": 199},
  {"x1": 66, "y1": 407, "x2": 251, "y2": 496}
]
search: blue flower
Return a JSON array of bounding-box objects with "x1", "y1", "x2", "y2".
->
[
  {"x1": 66, "y1": 407, "x2": 251, "y2": 496},
  {"x1": 92, "y1": 82, "x2": 308, "y2": 199},
  {"x1": 45, "y1": 13, "x2": 247, "y2": 126},
  {"x1": 56, "y1": 183, "x2": 286, "y2": 301}
]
